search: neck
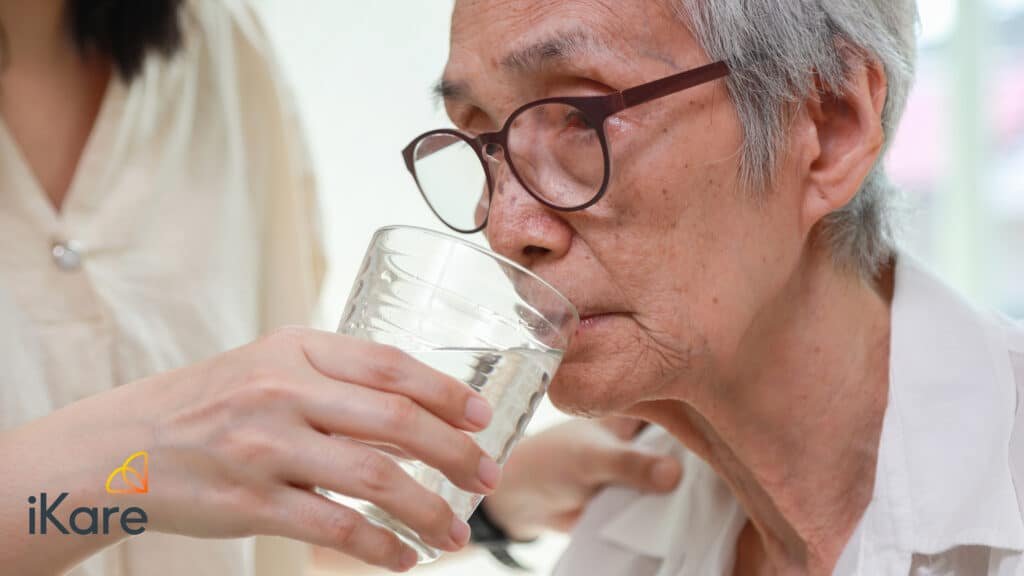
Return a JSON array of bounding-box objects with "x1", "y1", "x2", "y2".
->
[
  {"x1": 0, "y1": 0, "x2": 76, "y2": 71},
  {"x1": 630, "y1": 246, "x2": 894, "y2": 575}
]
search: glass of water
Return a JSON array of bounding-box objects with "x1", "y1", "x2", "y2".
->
[{"x1": 317, "y1": 225, "x2": 578, "y2": 563}]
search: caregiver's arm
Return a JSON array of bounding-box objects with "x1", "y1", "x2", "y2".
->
[{"x1": 0, "y1": 327, "x2": 496, "y2": 575}]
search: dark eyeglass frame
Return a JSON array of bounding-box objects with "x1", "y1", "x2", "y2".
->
[{"x1": 402, "y1": 60, "x2": 731, "y2": 234}]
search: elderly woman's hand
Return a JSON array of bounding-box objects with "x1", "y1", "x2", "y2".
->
[
  {"x1": 479, "y1": 417, "x2": 682, "y2": 541},
  {"x1": 1, "y1": 327, "x2": 496, "y2": 574}
]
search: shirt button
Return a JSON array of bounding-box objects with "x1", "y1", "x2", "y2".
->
[{"x1": 51, "y1": 240, "x2": 83, "y2": 271}]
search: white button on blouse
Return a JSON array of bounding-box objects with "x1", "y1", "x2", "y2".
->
[{"x1": 51, "y1": 240, "x2": 84, "y2": 271}]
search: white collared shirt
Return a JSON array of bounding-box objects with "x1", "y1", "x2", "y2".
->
[{"x1": 554, "y1": 256, "x2": 1024, "y2": 575}]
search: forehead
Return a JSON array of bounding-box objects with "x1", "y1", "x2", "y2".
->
[
  {"x1": 448, "y1": 0, "x2": 694, "y2": 76},
  {"x1": 452, "y1": 0, "x2": 623, "y2": 43}
]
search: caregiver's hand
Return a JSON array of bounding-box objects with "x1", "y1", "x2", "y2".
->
[
  {"x1": 478, "y1": 417, "x2": 682, "y2": 541},
  {"x1": 0, "y1": 327, "x2": 496, "y2": 574}
]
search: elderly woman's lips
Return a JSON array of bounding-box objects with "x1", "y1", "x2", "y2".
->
[{"x1": 577, "y1": 313, "x2": 621, "y2": 331}]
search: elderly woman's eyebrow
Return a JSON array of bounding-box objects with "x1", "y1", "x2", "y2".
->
[
  {"x1": 431, "y1": 28, "x2": 606, "y2": 105},
  {"x1": 501, "y1": 28, "x2": 604, "y2": 73}
]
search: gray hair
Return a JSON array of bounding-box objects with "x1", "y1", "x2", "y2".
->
[{"x1": 674, "y1": 0, "x2": 918, "y2": 278}]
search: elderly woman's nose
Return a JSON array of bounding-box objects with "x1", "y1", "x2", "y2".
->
[{"x1": 485, "y1": 166, "x2": 573, "y2": 268}]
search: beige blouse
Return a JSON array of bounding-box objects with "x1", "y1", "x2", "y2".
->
[{"x1": 0, "y1": 0, "x2": 325, "y2": 575}]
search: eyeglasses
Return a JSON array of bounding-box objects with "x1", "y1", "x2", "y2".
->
[{"x1": 402, "y1": 61, "x2": 731, "y2": 234}]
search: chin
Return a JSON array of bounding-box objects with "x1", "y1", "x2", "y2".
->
[
  {"x1": 547, "y1": 315, "x2": 705, "y2": 418},
  {"x1": 547, "y1": 315, "x2": 656, "y2": 416},
  {"x1": 546, "y1": 358, "x2": 646, "y2": 418}
]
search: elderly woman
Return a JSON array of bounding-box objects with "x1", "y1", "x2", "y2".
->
[{"x1": 404, "y1": 0, "x2": 1024, "y2": 574}]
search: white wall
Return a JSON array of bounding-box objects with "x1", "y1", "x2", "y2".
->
[{"x1": 255, "y1": 0, "x2": 458, "y2": 330}]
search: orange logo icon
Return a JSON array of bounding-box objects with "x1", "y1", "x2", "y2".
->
[{"x1": 105, "y1": 451, "x2": 149, "y2": 495}]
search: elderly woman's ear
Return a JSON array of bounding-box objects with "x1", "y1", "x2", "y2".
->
[{"x1": 797, "y1": 58, "x2": 889, "y2": 236}]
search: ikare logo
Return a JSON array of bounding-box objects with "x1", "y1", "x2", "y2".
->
[
  {"x1": 105, "y1": 451, "x2": 149, "y2": 495},
  {"x1": 28, "y1": 451, "x2": 150, "y2": 536}
]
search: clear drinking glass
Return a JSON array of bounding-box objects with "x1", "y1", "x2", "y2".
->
[{"x1": 316, "y1": 225, "x2": 578, "y2": 563}]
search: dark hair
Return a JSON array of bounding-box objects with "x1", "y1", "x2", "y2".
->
[{"x1": 67, "y1": 0, "x2": 185, "y2": 80}]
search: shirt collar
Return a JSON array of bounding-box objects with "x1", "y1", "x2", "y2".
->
[
  {"x1": 857, "y1": 254, "x2": 1024, "y2": 559},
  {"x1": 597, "y1": 427, "x2": 746, "y2": 576},
  {"x1": 595, "y1": 254, "x2": 1024, "y2": 572}
]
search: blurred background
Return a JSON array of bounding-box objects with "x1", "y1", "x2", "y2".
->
[{"x1": 251, "y1": 0, "x2": 1023, "y2": 574}]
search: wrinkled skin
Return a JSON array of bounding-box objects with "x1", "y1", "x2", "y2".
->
[{"x1": 443, "y1": 0, "x2": 805, "y2": 417}]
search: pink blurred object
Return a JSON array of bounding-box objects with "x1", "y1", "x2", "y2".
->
[{"x1": 885, "y1": 56, "x2": 1024, "y2": 196}]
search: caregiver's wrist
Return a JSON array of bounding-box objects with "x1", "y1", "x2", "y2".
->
[
  {"x1": 37, "y1": 373, "x2": 170, "y2": 515},
  {"x1": 0, "y1": 386, "x2": 153, "y2": 574}
]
